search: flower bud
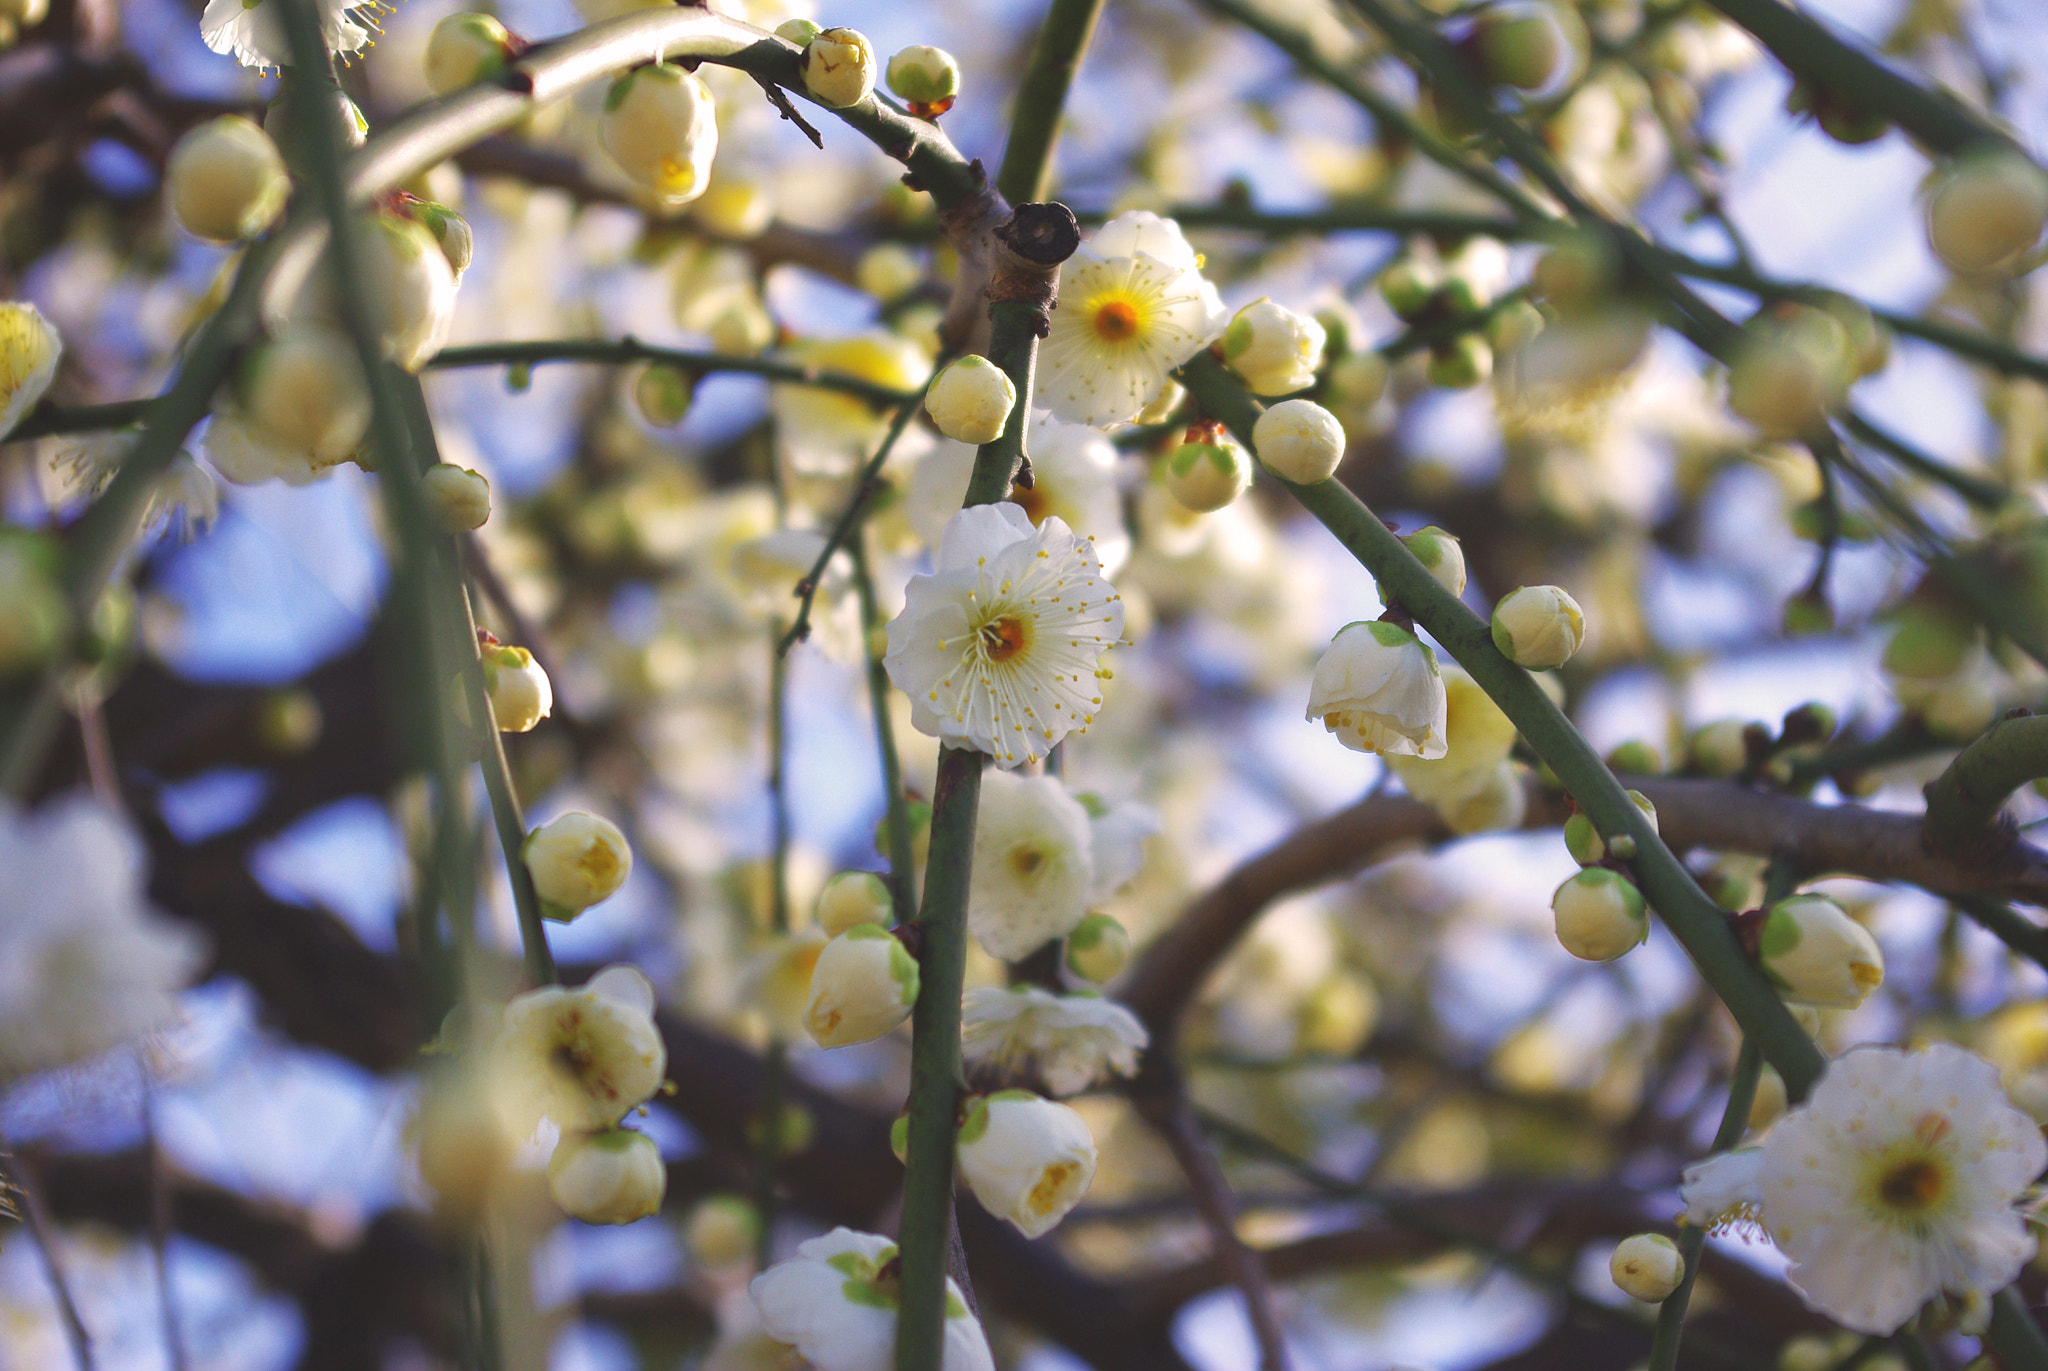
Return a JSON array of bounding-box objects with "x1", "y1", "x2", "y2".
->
[
  {"x1": 424, "y1": 13, "x2": 515, "y2": 96},
  {"x1": 1609, "y1": 1232, "x2": 1684, "y2": 1302},
  {"x1": 409, "y1": 200, "x2": 473, "y2": 279},
  {"x1": 1758, "y1": 893, "x2": 1884, "y2": 1009},
  {"x1": 804, "y1": 924, "x2": 920, "y2": 1048},
  {"x1": 1604, "y1": 739, "x2": 1660, "y2": 775},
  {"x1": 1309, "y1": 621, "x2": 1448, "y2": 759},
  {"x1": 600, "y1": 61, "x2": 719, "y2": 209},
  {"x1": 890, "y1": 1113, "x2": 910, "y2": 1164},
  {"x1": 1064, "y1": 913, "x2": 1131, "y2": 983},
  {"x1": 816, "y1": 870, "x2": 894, "y2": 937},
  {"x1": 1882, "y1": 606, "x2": 1973, "y2": 680},
  {"x1": 856, "y1": 242, "x2": 924, "y2": 303},
  {"x1": 925, "y1": 354, "x2": 1015, "y2": 445},
  {"x1": 481, "y1": 643, "x2": 551, "y2": 733},
  {"x1": 684, "y1": 1194, "x2": 760, "y2": 1269},
  {"x1": 1252, "y1": 397, "x2": 1346, "y2": 484},
  {"x1": 421, "y1": 463, "x2": 491, "y2": 533},
  {"x1": 1474, "y1": 3, "x2": 1576, "y2": 92},
  {"x1": 956, "y1": 1091, "x2": 1097, "y2": 1238},
  {"x1": 1727, "y1": 306, "x2": 1852, "y2": 438},
  {"x1": 1928, "y1": 150, "x2": 2048, "y2": 274},
  {"x1": 1552, "y1": 867, "x2": 1648, "y2": 962},
  {"x1": 1439, "y1": 760, "x2": 1528, "y2": 835},
  {"x1": 0, "y1": 301, "x2": 62, "y2": 440},
  {"x1": 1378, "y1": 259, "x2": 1439, "y2": 320},
  {"x1": 547, "y1": 1128, "x2": 666, "y2": 1225},
  {"x1": 166, "y1": 115, "x2": 290, "y2": 243},
  {"x1": 524, "y1": 811, "x2": 632, "y2": 919},
  {"x1": 774, "y1": 17, "x2": 821, "y2": 45},
  {"x1": 1562, "y1": 789, "x2": 1656, "y2": 865},
  {"x1": 1426, "y1": 334, "x2": 1491, "y2": 389},
  {"x1": 886, "y1": 44, "x2": 960, "y2": 108},
  {"x1": 1161, "y1": 435, "x2": 1251, "y2": 512},
  {"x1": 1325, "y1": 349, "x2": 1389, "y2": 418},
  {"x1": 1687, "y1": 718, "x2": 1751, "y2": 777},
  {"x1": 632, "y1": 362, "x2": 695, "y2": 427},
  {"x1": 1223, "y1": 298, "x2": 1326, "y2": 396},
  {"x1": 242, "y1": 320, "x2": 373, "y2": 468},
  {"x1": 1491, "y1": 584, "x2": 1584, "y2": 669},
  {"x1": 0, "y1": 532, "x2": 70, "y2": 676},
  {"x1": 803, "y1": 27, "x2": 876, "y2": 109},
  {"x1": 1402, "y1": 525, "x2": 1466, "y2": 597}
]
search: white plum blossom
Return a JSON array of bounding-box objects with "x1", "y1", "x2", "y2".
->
[
  {"x1": 960, "y1": 985, "x2": 1147, "y2": 1096},
  {"x1": 1306, "y1": 620, "x2": 1448, "y2": 759},
  {"x1": 0, "y1": 795, "x2": 206, "y2": 1079},
  {"x1": 956, "y1": 1090, "x2": 1098, "y2": 1238},
  {"x1": 489, "y1": 965, "x2": 667, "y2": 1134},
  {"x1": 968, "y1": 769, "x2": 1096, "y2": 961},
  {"x1": 1034, "y1": 211, "x2": 1225, "y2": 428},
  {"x1": 803, "y1": 924, "x2": 919, "y2": 1048},
  {"x1": 200, "y1": 0, "x2": 379, "y2": 70},
  {"x1": 751, "y1": 1228, "x2": 994, "y2": 1371},
  {"x1": 1, "y1": 302, "x2": 62, "y2": 441},
  {"x1": 1386, "y1": 667, "x2": 1517, "y2": 807},
  {"x1": 547, "y1": 1127, "x2": 667, "y2": 1225},
  {"x1": 1680, "y1": 1043, "x2": 2046, "y2": 1334},
  {"x1": 884, "y1": 503, "x2": 1123, "y2": 768}
]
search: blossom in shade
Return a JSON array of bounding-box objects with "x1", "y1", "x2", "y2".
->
[
  {"x1": 0, "y1": 795, "x2": 206, "y2": 1078},
  {"x1": 956, "y1": 1091, "x2": 1097, "y2": 1238},
  {"x1": 907, "y1": 410, "x2": 1131, "y2": 573},
  {"x1": 490, "y1": 965, "x2": 667, "y2": 1134},
  {"x1": 1034, "y1": 211, "x2": 1225, "y2": 428},
  {"x1": 967, "y1": 770, "x2": 1095, "y2": 961},
  {"x1": 959, "y1": 985, "x2": 1147, "y2": 1096},
  {"x1": 883, "y1": 503, "x2": 1123, "y2": 768},
  {"x1": 750, "y1": 1228, "x2": 994, "y2": 1371},
  {"x1": 1306, "y1": 621, "x2": 1447, "y2": 759},
  {"x1": 1679, "y1": 1043, "x2": 2046, "y2": 1334},
  {"x1": 200, "y1": 0, "x2": 380, "y2": 69}
]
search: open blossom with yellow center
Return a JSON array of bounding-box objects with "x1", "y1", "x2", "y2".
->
[
  {"x1": 489, "y1": 965, "x2": 668, "y2": 1134},
  {"x1": 199, "y1": 0, "x2": 382, "y2": 70},
  {"x1": 1680, "y1": 1043, "x2": 2045, "y2": 1334},
  {"x1": 883, "y1": 503, "x2": 1123, "y2": 768},
  {"x1": 1034, "y1": 211, "x2": 1224, "y2": 429}
]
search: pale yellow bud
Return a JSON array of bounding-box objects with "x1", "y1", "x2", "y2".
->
[
  {"x1": 244, "y1": 321, "x2": 372, "y2": 466},
  {"x1": 600, "y1": 62, "x2": 719, "y2": 210},
  {"x1": 1491, "y1": 584, "x2": 1584, "y2": 669},
  {"x1": 524, "y1": 812, "x2": 632, "y2": 918},
  {"x1": 1552, "y1": 867, "x2": 1647, "y2": 962},
  {"x1": 803, "y1": 924, "x2": 920, "y2": 1048},
  {"x1": 633, "y1": 363, "x2": 695, "y2": 427},
  {"x1": 1402, "y1": 525, "x2": 1466, "y2": 597},
  {"x1": 421, "y1": 463, "x2": 491, "y2": 533},
  {"x1": 1161, "y1": 438, "x2": 1251, "y2": 512},
  {"x1": 167, "y1": 115, "x2": 290, "y2": 244},
  {"x1": 1609, "y1": 1232, "x2": 1683, "y2": 1302},
  {"x1": 815, "y1": 870, "x2": 893, "y2": 937},
  {"x1": 856, "y1": 242, "x2": 924, "y2": 303},
  {"x1": 481, "y1": 644, "x2": 552, "y2": 733},
  {"x1": 803, "y1": 28, "x2": 876, "y2": 109},
  {"x1": 684, "y1": 1195, "x2": 760, "y2": 1268},
  {"x1": 1759, "y1": 894, "x2": 1884, "y2": 1009},
  {"x1": 925, "y1": 354, "x2": 1015, "y2": 445},
  {"x1": 1252, "y1": 398, "x2": 1346, "y2": 484},
  {"x1": 425, "y1": 13, "x2": 514, "y2": 97},
  {"x1": 1928, "y1": 150, "x2": 2048, "y2": 274},
  {"x1": 1222, "y1": 298, "x2": 1326, "y2": 395},
  {"x1": 1063, "y1": 913, "x2": 1131, "y2": 984}
]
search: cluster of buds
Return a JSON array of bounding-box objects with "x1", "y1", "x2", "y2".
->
[
  {"x1": 1160, "y1": 418, "x2": 1252, "y2": 512},
  {"x1": 1377, "y1": 245, "x2": 1504, "y2": 389},
  {"x1": 1563, "y1": 789, "x2": 1657, "y2": 865}
]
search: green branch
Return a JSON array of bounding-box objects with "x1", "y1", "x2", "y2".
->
[
  {"x1": 852, "y1": 538, "x2": 919, "y2": 925},
  {"x1": 1648, "y1": 1038, "x2": 1761, "y2": 1371},
  {"x1": 996, "y1": 0, "x2": 1109, "y2": 205},
  {"x1": 1177, "y1": 352, "x2": 1826, "y2": 1099},
  {"x1": 6, "y1": 399, "x2": 152, "y2": 442},
  {"x1": 1922, "y1": 714, "x2": 2048, "y2": 861}
]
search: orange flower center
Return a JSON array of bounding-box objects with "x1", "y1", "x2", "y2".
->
[
  {"x1": 1878, "y1": 1157, "x2": 1946, "y2": 1211},
  {"x1": 979, "y1": 616, "x2": 1027, "y2": 662},
  {"x1": 1093, "y1": 300, "x2": 1140, "y2": 342}
]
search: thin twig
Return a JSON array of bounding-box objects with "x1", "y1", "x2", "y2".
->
[{"x1": 3, "y1": 1149, "x2": 96, "y2": 1370}]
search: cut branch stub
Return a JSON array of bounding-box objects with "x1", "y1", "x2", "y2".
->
[{"x1": 988, "y1": 201, "x2": 1080, "y2": 319}]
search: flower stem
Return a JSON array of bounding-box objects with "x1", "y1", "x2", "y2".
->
[
  {"x1": 1647, "y1": 1037, "x2": 1762, "y2": 1371},
  {"x1": 996, "y1": 0, "x2": 1110, "y2": 205},
  {"x1": 853, "y1": 537, "x2": 919, "y2": 924}
]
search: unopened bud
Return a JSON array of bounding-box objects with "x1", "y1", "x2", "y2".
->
[
  {"x1": 1605, "y1": 739, "x2": 1660, "y2": 775},
  {"x1": 1552, "y1": 867, "x2": 1648, "y2": 962},
  {"x1": 1403, "y1": 525, "x2": 1466, "y2": 598},
  {"x1": 410, "y1": 200, "x2": 473, "y2": 279},
  {"x1": 886, "y1": 45, "x2": 960, "y2": 109},
  {"x1": 956, "y1": 1091, "x2": 1097, "y2": 1239},
  {"x1": 1223, "y1": 298, "x2": 1326, "y2": 396},
  {"x1": 1474, "y1": 3, "x2": 1572, "y2": 92},
  {"x1": 1563, "y1": 790, "x2": 1657, "y2": 865},
  {"x1": 633, "y1": 363, "x2": 695, "y2": 427},
  {"x1": 547, "y1": 1128, "x2": 665, "y2": 1225},
  {"x1": 856, "y1": 242, "x2": 924, "y2": 303},
  {"x1": 1252, "y1": 398, "x2": 1346, "y2": 485},
  {"x1": 1609, "y1": 1232, "x2": 1684, "y2": 1302},
  {"x1": 481, "y1": 643, "x2": 551, "y2": 733},
  {"x1": 1491, "y1": 584, "x2": 1584, "y2": 669},
  {"x1": 1687, "y1": 718, "x2": 1752, "y2": 777},
  {"x1": 925, "y1": 354, "x2": 1015, "y2": 445},
  {"x1": 684, "y1": 1195, "x2": 760, "y2": 1268},
  {"x1": 804, "y1": 924, "x2": 919, "y2": 1048},
  {"x1": 1064, "y1": 913, "x2": 1131, "y2": 983},
  {"x1": 1426, "y1": 334, "x2": 1491, "y2": 389},
  {"x1": 1928, "y1": 150, "x2": 2048, "y2": 274},
  {"x1": 421, "y1": 463, "x2": 491, "y2": 533},
  {"x1": 524, "y1": 811, "x2": 632, "y2": 919},
  {"x1": 1161, "y1": 434, "x2": 1252, "y2": 512},
  {"x1": 600, "y1": 61, "x2": 718, "y2": 209},
  {"x1": 816, "y1": 870, "x2": 894, "y2": 937},
  {"x1": 1378, "y1": 259, "x2": 1440, "y2": 320},
  {"x1": 424, "y1": 13, "x2": 515, "y2": 96},
  {"x1": 1759, "y1": 893, "x2": 1884, "y2": 1009},
  {"x1": 803, "y1": 27, "x2": 876, "y2": 109},
  {"x1": 774, "y1": 18, "x2": 822, "y2": 45},
  {"x1": 167, "y1": 115, "x2": 290, "y2": 244}
]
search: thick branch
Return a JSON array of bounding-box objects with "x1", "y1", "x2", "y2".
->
[{"x1": 1920, "y1": 714, "x2": 2048, "y2": 867}]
